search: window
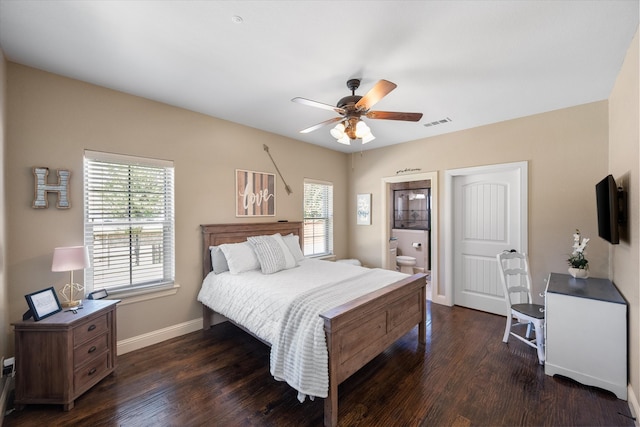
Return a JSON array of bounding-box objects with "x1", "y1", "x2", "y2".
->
[
  {"x1": 303, "y1": 179, "x2": 333, "y2": 257},
  {"x1": 84, "y1": 150, "x2": 175, "y2": 295}
]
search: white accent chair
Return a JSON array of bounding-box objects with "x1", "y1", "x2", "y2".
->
[{"x1": 497, "y1": 250, "x2": 545, "y2": 364}]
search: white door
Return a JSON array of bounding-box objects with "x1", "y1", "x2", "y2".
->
[{"x1": 452, "y1": 163, "x2": 527, "y2": 315}]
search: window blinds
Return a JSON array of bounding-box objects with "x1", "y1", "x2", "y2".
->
[
  {"x1": 303, "y1": 179, "x2": 333, "y2": 256},
  {"x1": 84, "y1": 151, "x2": 175, "y2": 292}
]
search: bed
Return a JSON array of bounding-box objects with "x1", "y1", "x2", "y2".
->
[{"x1": 198, "y1": 222, "x2": 427, "y2": 427}]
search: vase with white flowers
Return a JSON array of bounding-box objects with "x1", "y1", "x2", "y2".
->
[{"x1": 567, "y1": 229, "x2": 589, "y2": 278}]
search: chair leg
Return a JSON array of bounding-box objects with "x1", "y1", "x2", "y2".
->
[
  {"x1": 533, "y1": 321, "x2": 545, "y2": 364},
  {"x1": 525, "y1": 322, "x2": 533, "y2": 339},
  {"x1": 503, "y1": 315, "x2": 512, "y2": 343}
]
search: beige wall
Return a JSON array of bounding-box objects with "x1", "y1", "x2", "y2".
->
[
  {"x1": 609, "y1": 29, "x2": 639, "y2": 408},
  {"x1": 5, "y1": 64, "x2": 349, "y2": 346},
  {"x1": 0, "y1": 49, "x2": 8, "y2": 359},
  {"x1": 349, "y1": 101, "x2": 610, "y2": 301}
]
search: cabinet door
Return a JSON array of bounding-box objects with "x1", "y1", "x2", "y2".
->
[
  {"x1": 545, "y1": 292, "x2": 627, "y2": 399},
  {"x1": 16, "y1": 330, "x2": 70, "y2": 401}
]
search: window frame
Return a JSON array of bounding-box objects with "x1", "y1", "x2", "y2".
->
[
  {"x1": 83, "y1": 150, "x2": 175, "y2": 297},
  {"x1": 303, "y1": 178, "x2": 334, "y2": 258}
]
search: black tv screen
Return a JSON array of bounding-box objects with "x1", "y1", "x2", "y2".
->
[{"x1": 595, "y1": 174, "x2": 619, "y2": 244}]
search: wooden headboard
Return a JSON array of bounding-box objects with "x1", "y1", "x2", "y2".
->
[{"x1": 201, "y1": 222, "x2": 303, "y2": 278}]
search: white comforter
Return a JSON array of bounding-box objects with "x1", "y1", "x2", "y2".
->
[{"x1": 197, "y1": 259, "x2": 408, "y2": 401}]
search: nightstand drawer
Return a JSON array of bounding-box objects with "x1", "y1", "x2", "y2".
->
[
  {"x1": 73, "y1": 314, "x2": 108, "y2": 345},
  {"x1": 74, "y1": 333, "x2": 109, "y2": 368},
  {"x1": 74, "y1": 352, "x2": 110, "y2": 393}
]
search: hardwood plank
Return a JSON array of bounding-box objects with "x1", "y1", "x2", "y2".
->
[{"x1": 4, "y1": 302, "x2": 634, "y2": 426}]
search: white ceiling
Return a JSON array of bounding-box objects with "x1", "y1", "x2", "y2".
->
[{"x1": 0, "y1": 1, "x2": 637, "y2": 153}]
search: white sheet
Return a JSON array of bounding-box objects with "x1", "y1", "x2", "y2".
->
[{"x1": 197, "y1": 259, "x2": 409, "y2": 400}]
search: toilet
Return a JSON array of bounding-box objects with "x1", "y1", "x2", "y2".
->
[{"x1": 396, "y1": 255, "x2": 417, "y2": 274}]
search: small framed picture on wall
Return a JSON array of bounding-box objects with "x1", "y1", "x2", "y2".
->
[{"x1": 357, "y1": 193, "x2": 372, "y2": 225}]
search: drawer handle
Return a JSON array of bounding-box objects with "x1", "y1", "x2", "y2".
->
[
  {"x1": 88, "y1": 367, "x2": 97, "y2": 376},
  {"x1": 88, "y1": 346, "x2": 97, "y2": 354},
  {"x1": 88, "y1": 324, "x2": 96, "y2": 332}
]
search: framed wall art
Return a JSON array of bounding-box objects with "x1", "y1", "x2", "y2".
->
[
  {"x1": 236, "y1": 169, "x2": 276, "y2": 217},
  {"x1": 24, "y1": 287, "x2": 62, "y2": 321},
  {"x1": 357, "y1": 193, "x2": 372, "y2": 225}
]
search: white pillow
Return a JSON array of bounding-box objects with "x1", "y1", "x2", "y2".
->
[
  {"x1": 209, "y1": 246, "x2": 229, "y2": 274},
  {"x1": 247, "y1": 234, "x2": 297, "y2": 274},
  {"x1": 271, "y1": 233, "x2": 297, "y2": 269},
  {"x1": 283, "y1": 233, "x2": 305, "y2": 262},
  {"x1": 219, "y1": 242, "x2": 260, "y2": 275}
]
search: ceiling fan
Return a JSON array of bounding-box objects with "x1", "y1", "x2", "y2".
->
[{"x1": 292, "y1": 79, "x2": 423, "y2": 145}]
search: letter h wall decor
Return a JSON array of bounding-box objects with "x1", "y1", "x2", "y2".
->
[{"x1": 32, "y1": 167, "x2": 70, "y2": 209}]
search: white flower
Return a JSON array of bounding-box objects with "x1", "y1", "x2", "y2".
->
[
  {"x1": 568, "y1": 229, "x2": 589, "y2": 269},
  {"x1": 577, "y1": 238, "x2": 589, "y2": 253}
]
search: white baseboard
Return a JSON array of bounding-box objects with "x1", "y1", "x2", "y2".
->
[
  {"x1": 116, "y1": 318, "x2": 202, "y2": 355},
  {"x1": 628, "y1": 384, "x2": 639, "y2": 426}
]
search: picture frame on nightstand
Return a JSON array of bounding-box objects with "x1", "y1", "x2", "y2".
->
[{"x1": 24, "y1": 286, "x2": 62, "y2": 321}]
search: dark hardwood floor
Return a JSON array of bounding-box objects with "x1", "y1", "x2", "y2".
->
[{"x1": 4, "y1": 302, "x2": 634, "y2": 427}]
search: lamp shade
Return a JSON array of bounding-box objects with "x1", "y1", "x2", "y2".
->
[
  {"x1": 330, "y1": 123, "x2": 345, "y2": 139},
  {"x1": 337, "y1": 134, "x2": 351, "y2": 145},
  {"x1": 362, "y1": 132, "x2": 376, "y2": 144},
  {"x1": 52, "y1": 245, "x2": 90, "y2": 272},
  {"x1": 355, "y1": 120, "x2": 370, "y2": 138}
]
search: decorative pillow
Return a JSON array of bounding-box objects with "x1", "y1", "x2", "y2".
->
[
  {"x1": 271, "y1": 233, "x2": 297, "y2": 269},
  {"x1": 219, "y1": 242, "x2": 260, "y2": 275},
  {"x1": 248, "y1": 234, "x2": 297, "y2": 274},
  {"x1": 283, "y1": 233, "x2": 305, "y2": 262},
  {"x1": 209, "y1": 246, "x2": 229, "y2": 274}
]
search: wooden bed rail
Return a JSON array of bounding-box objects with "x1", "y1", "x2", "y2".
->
[{"x1": 320, "y1": 272, "x2": 427, "y2": 427}]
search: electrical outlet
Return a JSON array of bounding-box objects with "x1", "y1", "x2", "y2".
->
[{"x1": 2, "y1": 357, "x2": 14, "y2": 377}]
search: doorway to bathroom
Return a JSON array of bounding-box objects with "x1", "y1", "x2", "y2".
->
[
  {"x1": 381, "y1": 172, "x2": 438, "y2": 303},
  {"x1": 392, "y1": 183, "x2": 431, "y2": 273}
]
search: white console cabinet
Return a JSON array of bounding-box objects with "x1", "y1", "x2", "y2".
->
[{"x1": 545, "y1": 273, "x2": 627, "y2": 399}]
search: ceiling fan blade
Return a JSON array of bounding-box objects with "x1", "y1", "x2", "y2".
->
[
  {"x1": 355, "y1": 80, "x2": 397, "y2": 111},
  {"x1": 366, "y1": 111, "x2": 423, "y2": 122},
  {"x1": 292, "y1": 97, "x2": 345, "y2": 115},
  {"x1": 299, "y1": 117, "x2": 345, "y2": 134}
]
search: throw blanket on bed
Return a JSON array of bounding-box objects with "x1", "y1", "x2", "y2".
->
[{"x1": 269, "y1": 268, "x2": 404, "y2": 402}]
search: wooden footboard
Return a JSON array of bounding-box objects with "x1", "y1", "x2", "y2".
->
[
  {"x1": 320, "y1": 272, "x2": 426, "y2": 427},
  {"x1": 200, "y1": 222, "x2": 427, "y2": 427}
]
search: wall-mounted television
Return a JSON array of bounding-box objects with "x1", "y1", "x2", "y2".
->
[{"x1": 595, "y1": 174, "x2": 625, "y2": 244}]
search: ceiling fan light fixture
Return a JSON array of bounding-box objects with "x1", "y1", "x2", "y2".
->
[
  {"x1": 330, "y1": 123, "x2": 345, "y2": 139},
  {"x1": 345, "y1": 125, "x2": 357, "y2": 140},
  {"x1": 355, "y1": 120, "x2": 370, "y2": 138},
  {"x1": 361, "y1": 132, "x2": 376, "y2": 144},
  {"x1": 337, "y1": 134, "x2": 351, "y2": 145}
]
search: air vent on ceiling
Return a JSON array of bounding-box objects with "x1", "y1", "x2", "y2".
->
[{"x1": 424, "y1": 117, "x2": 452, "y2": 127}]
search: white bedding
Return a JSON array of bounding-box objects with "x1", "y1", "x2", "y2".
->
[{"x1": 197, "y1": 259, "x2": 409, "y2": 400}]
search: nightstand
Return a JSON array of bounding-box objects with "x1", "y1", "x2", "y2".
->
[{"x1": 12, "y1": 299, "x2": 119, "y2": 410}]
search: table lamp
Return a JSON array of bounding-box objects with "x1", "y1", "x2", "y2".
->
[{"x1": 52, "y1": 245, "x2": 90, "y2": 308}]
